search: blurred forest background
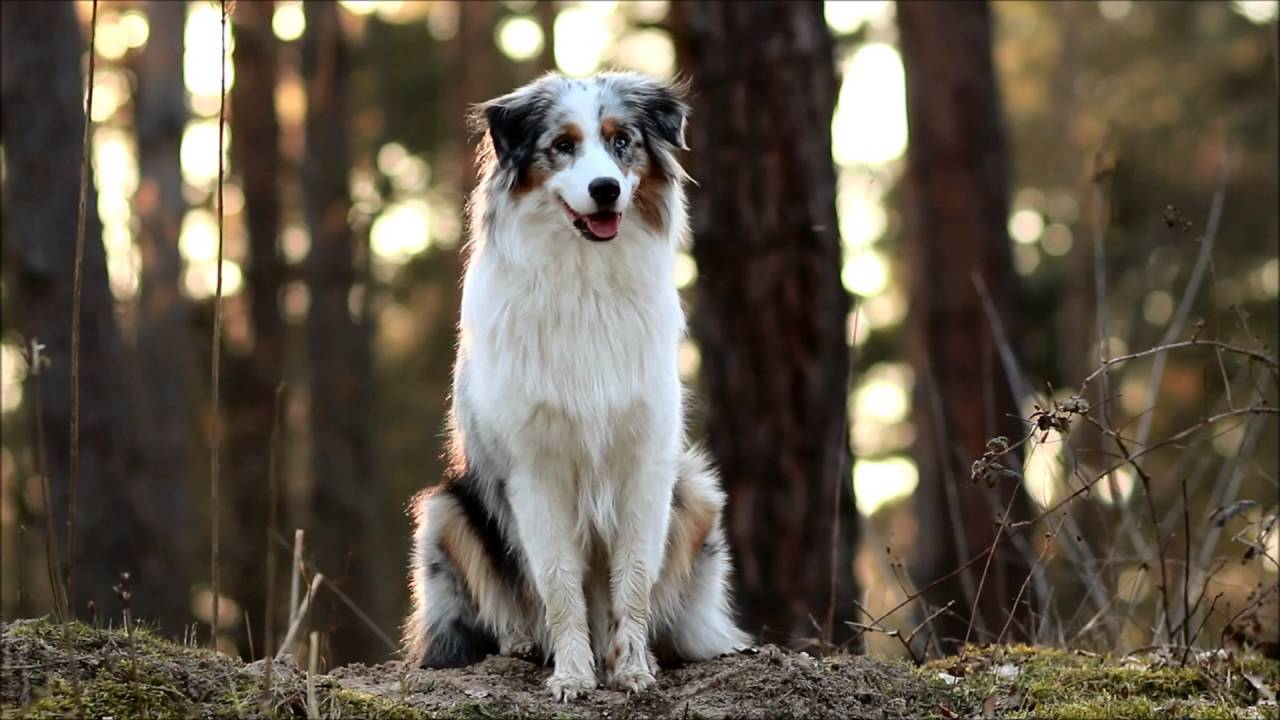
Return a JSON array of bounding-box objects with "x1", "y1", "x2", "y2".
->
[{"x1": 1, "y1": 0, "x2": 1277, "y2": 670}]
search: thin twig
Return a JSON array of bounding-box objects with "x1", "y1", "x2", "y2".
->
[
  {"x1": 963, "y1": 486, "x2": 1020, "y2": 645},
  {"x1": 1134, "y1": 153, "x2": 1232, "y2": 452},
  {"x1": 844, "y1": 621, "x2": 920, "y2": 664},
  {"x1": 1169, "y1": 559, "x2": 1228, "y2": 642},
  {"x1": 974, "y1": 275, "x2": 1106, "y2": 625},
  {"x1": 998, "y1": 515, "x2": 1067, "y2": 646},
  {"x1": 1195, "y1": 410, "x2": 1267, "y2": 573},
  {"x1": 920, "y1": 356, "x2": 980, "y2": 619},
  {"x1": 906, "y1": 601, "x2": 956, "y2": 650},
  {"x1": 64, "y1": 1, "x2": 99, "y2": 709},
  {"x1": 210, "y1": 0, "x2": 229, "y2": 650},
  {"x1": 1182, "y1": 474, "x2": 1191, "y2": 650},
  {"x1": 271, "y1": 530, "x2": 399, "y2": 653},
  {"x1": 1220, "y1": 584, "x2": 1280, "y2": 650},
  {"x1": 825, "y1": 297, "x2": 859, "y2": 653},
  {"x1": 27, "y1": 340, "x2": 67, "y2": 621},
  {"x1": 306, "y1": 631, "x2": 320, "y2": 720},
  {"x1": 244, "y1": 610, "x2": 255, "y2": 661},
  {"x1": 289, "y1": 529, "x2": 305, "y2": 628},
  {"x1": 68, "y1": 0, "x2": 100, "y2": 628},
  {"x1": 277, "y1": 573, "x2": 324, "y2": 660},
  {"x1": 263, "y1": 384, "x2": 285, "y2": 713},
  {"x1": 1078, "y1": 340, "x2": 1278, "y2": 395},
  {"x1": 1185, "y1": 592, "x2": 1223, "y2": 663},
  {"x1": 1079, "y1": 413, "x2": 1172, "y2": 642},
  {"x1": 972, "y1": 273, "x2": 1052, "y2": 623},
  {"x1": 870, "y1": 405, "x2": 1277, "y2": 631}
]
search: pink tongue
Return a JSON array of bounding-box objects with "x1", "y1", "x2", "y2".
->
[{"x1": 585, "y1": 213, "x2": 620, "y2": 239}]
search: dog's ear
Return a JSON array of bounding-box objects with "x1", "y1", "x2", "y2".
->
[
  {"x1": 473, "y1": 89, "x2": 544, "y2": 171},
  {"x1": 635, "y1": 78, "x2": 690, "y2": 151}
]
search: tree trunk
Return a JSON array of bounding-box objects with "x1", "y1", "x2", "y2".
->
[
  {"x1": 302, "y1": 1, "x2": 391, "y2": 665},
  {"x1": 537, "y1": 1, "x2": 558, "y2": 74},
  {"x1": 897, "y1": 0, "x2": 1034, "y2": 652},
  {"x1": 130, "y1": 0, "x2": 197, "y2": 635},
  {"x1": 453, "y1": 0, "x2": 501, "y2": 200},
  {"x1": 672, "y1": 1, "x2": 860, "y2": 651},
  {"x1": 0, "y1": 0, "x2": 149, "y2": 623},
  {"x1": 224, "y1": 0, "x2": 285, "y2": 658}
]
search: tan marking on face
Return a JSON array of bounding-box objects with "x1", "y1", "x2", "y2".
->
[
  {"x1": 601, "y1": 117, "x2": 635, "y2": 174},
  {"x1": 513, "y1": 161, "x2": 548, "y2": 195},
  {"x1": 632, "y1": 151, "x2": 668, "y2": 233},
  {"x1": 600, "y1": 117, "x2": 621, "y2": 142},
  {"x1": 561, "y1": 122, "x2": 584, "y2": 144}
]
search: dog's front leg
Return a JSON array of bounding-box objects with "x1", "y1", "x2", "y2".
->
[
  {"x1": 508, "y1": 467, "x2": 596, "y2": 701},
  {"x1": 605, "y1": 462, "x2": 674, "y2": 693}
]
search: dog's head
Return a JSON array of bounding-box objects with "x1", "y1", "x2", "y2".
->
[{"x1": 472, "y1": 72, "x2": 689, "y2": 242}]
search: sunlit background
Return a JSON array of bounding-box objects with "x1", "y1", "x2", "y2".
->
[{"x1": 1, "y1": 0, "x2": 1277, "y2": 659}]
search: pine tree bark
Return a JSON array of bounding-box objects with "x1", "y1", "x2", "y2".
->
[
  {"x1": 672, "y1": 1, "x2": 860, "y2": 650},
  {"x1": 302, "y1": 1, "x2": 392, "y2": 664},
  {"x1": 1, "y1": 0, "x2": 149, "y2": 622},
  {"x1": 224, "y1": 0, "x2": 285, "y2": 658},
  {"x1": 897, "y1": 0, "x2": 1034, "y2": 651},
  {"x1": 130, "y1": 0, "x2": 197, "y2": 635}
]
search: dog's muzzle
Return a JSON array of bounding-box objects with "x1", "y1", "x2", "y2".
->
[{"x1": 559, "y1": 197, "x2": 621, "y2": 242}]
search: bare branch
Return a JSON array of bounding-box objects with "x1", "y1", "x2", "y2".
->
[{"x1": 1079, "y1": 340, "x2": 1279, "y2": 395}]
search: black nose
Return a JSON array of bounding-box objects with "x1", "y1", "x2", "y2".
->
[{"x1": 588, "y1": 178, "x2": 620, "y2": 206}]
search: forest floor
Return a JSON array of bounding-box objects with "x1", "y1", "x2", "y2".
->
[{"x1": 2, "y1": 617, "x2": 1278, "y2": 719}]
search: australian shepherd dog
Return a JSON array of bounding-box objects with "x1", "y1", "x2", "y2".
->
[{"x1": 403, "y1": 72, "x2": 748, "y2": 701}]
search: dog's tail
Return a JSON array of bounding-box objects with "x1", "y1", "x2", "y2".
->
[
  {"x1": 652, "y1": 446, "x2": 752, "y2": 660},
  {"x1": 403, "y1": 488, "x2": 499, "y2": 668}
]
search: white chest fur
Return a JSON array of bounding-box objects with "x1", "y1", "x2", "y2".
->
[{"x1": 459, "y1": 227, "x2": 684, "y2": 467}]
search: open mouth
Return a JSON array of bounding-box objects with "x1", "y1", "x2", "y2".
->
[{"x1": 559, "y1": 197, "x2": 621, "y2": 242}]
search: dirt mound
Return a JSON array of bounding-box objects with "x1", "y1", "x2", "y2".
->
[
  {"x1": 332, "y1": 646, "x2": 942, "y2": 719},
  {"x1": 4, "y1": 617, "x2": 1277, "y2": 718}
]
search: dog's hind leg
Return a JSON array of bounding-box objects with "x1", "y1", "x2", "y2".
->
[{"x1": 404, "y1": 491, "x2": 499, "y2": 668}]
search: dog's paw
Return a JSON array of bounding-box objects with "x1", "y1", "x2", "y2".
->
[
  {"x1": 606, "y1": 661, "x2": 656, "y2": 693},
  {"x1": 547, "y1": 671, "x2": 596, "y2": 702},
  {"x1": 500, "y1": 639, "x2": 538, "y2": 660}
]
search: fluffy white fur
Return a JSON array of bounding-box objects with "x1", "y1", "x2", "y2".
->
[{"x1": 404, "y1": 72, "x2": 748, "y2": 702}]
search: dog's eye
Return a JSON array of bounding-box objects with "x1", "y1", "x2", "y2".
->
[
  {"x1": 612, "y1": 134, "x2": 630, "y2": 152},
  {"x1": 553, "y1": 137, "x2": 576, "y2": 155}
]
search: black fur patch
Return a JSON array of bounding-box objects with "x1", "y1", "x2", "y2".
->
[
  {"x1": 475, "y1": 85, "x2": 551, "y2": 179},
  {"x1": 419, "y1": 546, "x2": 498, "y2": 669},
  {"x1": 424, "y1": 617, "x2": 498, "y2": 668},
  {"x1": 442, "y1": 473, "x2": 525, "y2": 587},
  {"x1": 625, "y1": 80, "x2": 689, "y2": 150}
]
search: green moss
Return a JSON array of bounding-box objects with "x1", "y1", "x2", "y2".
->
[
  {"x1": 1025, "y1": 695, "x2": 1163, "y2": 720},
  {"x1": 21, "y1": 676, "x2": 193, "y2": 719},
  {"x1": 326, "y1": 687, "x2": 423, "y2": 720},
  {"x1": 922, "y1": 644, "x2": 1276, "y2": 720},
  {"x1": 1, "y1": 618, "x2": 434, "y2": 720},
  {"x1": 6, "y1": 618, "x2": 1276, "y2": 719}
]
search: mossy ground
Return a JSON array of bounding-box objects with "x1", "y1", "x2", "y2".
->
[
  {"x1": 0, "y1": 618, "x2": 418, "y2": 719},
  {"x1": 2, "y1": 618, "x2": 1276, "y2": 718},
  {"x1": 923, "y1": 643, "x2": 1279, "y2": 719}
]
